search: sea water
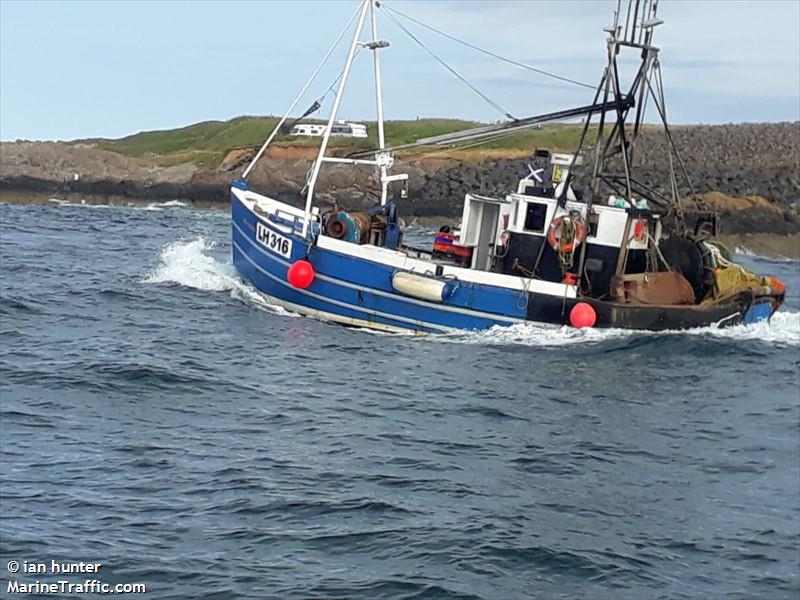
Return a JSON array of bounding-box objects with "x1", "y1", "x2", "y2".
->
[{"x1": 1, "y1": 201, "x2": 798, "y2": 599}]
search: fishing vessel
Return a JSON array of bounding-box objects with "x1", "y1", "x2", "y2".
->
[{"x1": 230, "y1": 0, "x2": 785, "y2": 334}]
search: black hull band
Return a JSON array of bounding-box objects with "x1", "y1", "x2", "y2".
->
[{"x1": 523, "y1": 291, "x2": 763, "y2": 331}]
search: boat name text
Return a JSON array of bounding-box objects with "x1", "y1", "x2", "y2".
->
[{"x1": 256, "y1": 223, "x2": 292, "y2": 259}]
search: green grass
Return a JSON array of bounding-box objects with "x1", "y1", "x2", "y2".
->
[
  {"x1": 88, "y1": 116, "x2": 283, "y2": 167},
  {"x1": 79, "y1": 115, "x2": 590, "y2": 167},
  {"x1": 477, "y1": 126, "x2": 588, "y2": 152}
]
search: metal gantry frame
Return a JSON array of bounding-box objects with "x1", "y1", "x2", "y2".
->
[
  {"x1": 299, "y1": 0, "x2": 401, "y2": 236},
  {"x1": 563, "y1": 0, "x2": 704, "y2": 285},
  {"x1": 575, "y1": 0, "x2": 699, "y2": 215},
  {"x1": 582, "y1": 0, "x2": 664, "y2": 206}
]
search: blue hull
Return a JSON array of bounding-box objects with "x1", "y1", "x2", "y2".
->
[
  {"x1": 231, "y1": 194, "x2": 526, "y2": 333},
  {"x1": 231, "y1": 191, "x2": 778, "y2": 333}
]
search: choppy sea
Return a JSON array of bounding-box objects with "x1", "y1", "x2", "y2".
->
[{"x1": 1, "y1": 200, "x2": 799, "y2": 599}]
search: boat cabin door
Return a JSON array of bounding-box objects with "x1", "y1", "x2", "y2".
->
[{"x1": 459, "y1": 194, "x2": 510, "y2": 271}]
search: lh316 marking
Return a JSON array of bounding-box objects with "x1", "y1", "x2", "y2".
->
[{"x1": 256, "y1": 222, "x2": 293, "y2": 259}]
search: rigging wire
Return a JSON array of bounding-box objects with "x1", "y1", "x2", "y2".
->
[
  {"x1": 379, "y1": 6, "x2": 518, "y2": 121},
  {"x1": 286, "y1": 48, "x2": 363, "y2": 138},
  {"x1": 394, "y1": 124, "x2": 560, "y2": 165},
  {"x1": 647, "y1": 60, "x2": 702, "y2": 211},
  {"x1": 316, "y1": 47, "x2": 362, "y2": 104},
  {"x1": 287, "y1": 44, "x2": 366, "y2": 137},
  {"x1": 380, "y1": 3, "x2": 596, "y2": 91},
  {"x1": 241, "y1": 2, "x2": 362, "y2": 179}
]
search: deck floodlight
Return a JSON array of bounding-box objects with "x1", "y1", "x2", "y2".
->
[{"x1": 642, "y1": 18, "x2": 664, "y2": 29}]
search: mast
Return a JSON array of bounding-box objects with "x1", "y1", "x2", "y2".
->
[
  {"x1": 369, "y1": 0, "x2": 389, "y2": 205},
  {"x1": 301, "y1": 0, "x2": 371, "y2": 237}
]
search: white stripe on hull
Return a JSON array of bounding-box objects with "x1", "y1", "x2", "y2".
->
[
  {"x1": 233, "y1": 241, "x2": 458, "y2": 333},
  {"x1": 232, "y1": 187, "x2": 576, "y2": 299},
  {"x1": 251, "y1": 290, "x2": 427, "y2": 335},
  {"x1": 232, "y1": 219, "x2": 526, "y2": 325}
]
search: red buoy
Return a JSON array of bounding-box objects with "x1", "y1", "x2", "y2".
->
[
  {"x1": 287, "y1": 260, "x2": 315, "y2": 289},
  {"x1": 569, "y1": 302, "x2": 597, "y2": 329}
]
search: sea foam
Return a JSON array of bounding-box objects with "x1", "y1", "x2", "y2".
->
[
  {"x1": 143, "y1": 237, "x2": 296, "y2": 316},
  {"x1": 446, "y1": 310, "x2": 800, "y2": 348},
  {"x1": 145, "y1": 238, "x2": 798, "y2": 346}
]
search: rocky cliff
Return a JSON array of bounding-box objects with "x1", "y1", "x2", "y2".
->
[{"x1": 1, "y1": 123, "x2": 798, "y2": 235}]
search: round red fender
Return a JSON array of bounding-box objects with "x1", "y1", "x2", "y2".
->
[
  {"x1": 569, "y1": 301, "x2": 597, "y2": 329},
  {"x1": 287, "y1": 260, "x2": 315, "y2": 289}
]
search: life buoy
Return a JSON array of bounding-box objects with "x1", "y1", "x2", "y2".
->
[{"x1": 547, "y1": 215, "x2": 586, "y2": 254}]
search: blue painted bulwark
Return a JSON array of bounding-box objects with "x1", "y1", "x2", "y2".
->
[
  {"x1": 231, "y1": 193, "x2": 527, "y2": 333},
  {"x1": 231, "y1": 189, "x2": 781, "y2": 333},
  {"x1": 744, "y1": 301, "x2": 773, "y2": 325}
]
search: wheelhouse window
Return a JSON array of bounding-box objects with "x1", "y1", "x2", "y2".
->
[{"x1": 523, "y1": 202, "x2": 548, "y2": 233}]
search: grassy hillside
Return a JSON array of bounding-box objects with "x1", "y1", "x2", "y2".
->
[
  {"x1": 90, "y1": 116, "x2": 282, "y2": 167},
  {"x1": 83, "y1": 116, "x2": 590, "y2": 167}
]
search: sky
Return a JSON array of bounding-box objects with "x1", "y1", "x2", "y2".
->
[{"x1": 1, "y1": 0, "x2": 798, "y2": 141}]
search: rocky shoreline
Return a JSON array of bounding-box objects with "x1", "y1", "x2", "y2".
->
[
  {"x1": 2, "y1": 191, "x2": 797, "y2": 259},
  {"x1": 2, "y1": 122, "x2": 798, "y2": 239}
]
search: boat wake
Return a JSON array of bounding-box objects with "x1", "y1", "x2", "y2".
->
[
  {"x1": 142, "y1": 237, "x2": 297, "y2": 317},
  {"x1": 447, "y1": 310, "x2": 800, "y2": 348},
  {"x1": 143, "y1": 238, "x2": 797, "y2": 346}
]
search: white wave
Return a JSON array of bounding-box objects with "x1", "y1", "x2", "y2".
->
[
  {"x1": 445, "y1": 321, "x2": 651, "y2": 348},
  {"x1": 48, "y1": 198, "x2": 100, "y2": 207},
  {"x1": 142, "y1": 237, "x2": 296, "y2": 317},
  {"x1": 228, "y1": 284, "x2": 298, "y2": 317},
  {"x1": 46, "y1": 199, "x2": 192, "y2": 212},
  {"x1": 143, "y1": 200, "x2": 189, "y2": 210},
  {"x1": 734, "y1": 247, "x2": 797, "y2": 263},
  {"x1": 446, "y1": 310, "x2": 800, "y2": 348},
  {"x1": 691, "y1": 309, "x2": 800, "y2": 345},
  {"x1": 143, "y1": 237, "x2": 232, "y2": 291},
  {"x1": 46, "y1": 199, "x2": 113, "y2": 209}
]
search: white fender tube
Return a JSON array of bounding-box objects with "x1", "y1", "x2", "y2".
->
[{"x1": 392, "y1": 272, "x2": 452, "y2": 303}]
